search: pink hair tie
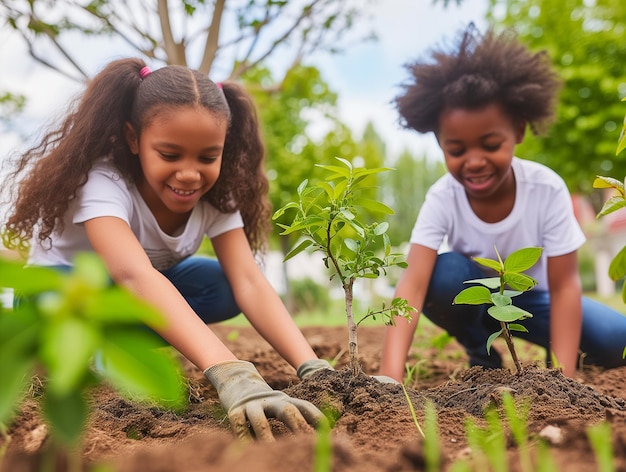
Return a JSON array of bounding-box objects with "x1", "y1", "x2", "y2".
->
[
  {"x1": 216, "y1": 82, "x2": 223, "y2": 90},
  {"x1": 139, "y1": 66, "x2": 152, "y2": 79}
]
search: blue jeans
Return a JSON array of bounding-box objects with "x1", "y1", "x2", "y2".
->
[
  {"x1": 160, "y1": 256, "x2": 241, "y2": 324},
  {"x1": 423, "y1": 252, "x2": 626, "y2": 369}
]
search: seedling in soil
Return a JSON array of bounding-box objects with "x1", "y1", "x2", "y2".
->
[
  {"x1": 453, "y1": 246, "x2": 542, "y2": 374},
  {"x1": 273, "y1": 157, "x2": 415, "y2": 376}
]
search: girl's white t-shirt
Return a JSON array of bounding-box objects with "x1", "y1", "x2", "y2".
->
[
  {"x1": 28, "y1": 162, "x2": 244, "y2": 271},
  {"x1": 410, "y1": 157, "x2": 586, "y2": 290}
]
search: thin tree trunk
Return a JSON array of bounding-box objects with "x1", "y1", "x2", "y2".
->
[{"x1": 344, "y1": 278, "x2": 361, "y2": 377}]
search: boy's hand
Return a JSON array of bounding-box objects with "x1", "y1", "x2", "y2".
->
[{"x1": 204, "y1": 360, "x2": 322, "y2": 441}]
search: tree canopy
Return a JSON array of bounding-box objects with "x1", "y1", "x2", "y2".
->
[{"x1": 487, "y1": 0, "x2": 626, "y2": 194}]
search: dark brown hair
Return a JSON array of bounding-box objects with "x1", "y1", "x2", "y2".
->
[
  {"x1": 395, "y1": 25, "x2": 561, "y2": 136},
  {"x1": 4, "y1": 58, "x2": 270, "y2": 253}
]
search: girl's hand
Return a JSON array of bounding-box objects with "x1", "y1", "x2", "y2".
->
[{"x1": 204, "y1": 360, "x2": 322, "y2": 441}]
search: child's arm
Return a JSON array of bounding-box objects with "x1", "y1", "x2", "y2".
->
[
  {"x1": 547, "y1": 251, "x2": 583, "y2": 377},
  {"x1": 84, "y1": 216, "x2": 238, "y2": 368},
  {"x1": 84, "y1": 217, "x2": 323, "y2": 439},
  {"x1": 210, "y1": 228, "x2": 319, "y2": 368},
  {"x1": 379, "y1": 244, "x2": 438, "y2": 382}
]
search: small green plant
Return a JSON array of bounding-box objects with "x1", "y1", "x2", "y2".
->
[
  {"x1": 0, "y1": 252, "x2": 185, "y2": 470},
  {"x1": 453, "y1": 246, "x2": 543, "y2": 374},
  {"x1": 501, "y1": 392, "x2": 532, "y2": 472},
  {"x1": 587, "y1": 421, "x2": 616, "y2": 472},
  {"x1": 464, "y1": 407, "x2": 508, "y2": 471},
  {"x1": 273, "y1": 157, "x2": 415, "y2": 376}
]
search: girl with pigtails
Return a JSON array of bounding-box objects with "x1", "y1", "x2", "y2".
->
[{"x1": 4, "y1": 58, "x2": 332, "y2": 440}]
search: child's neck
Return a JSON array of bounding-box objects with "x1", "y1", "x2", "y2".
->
[{"x1": 467, "y1": 175, "x2": 516, "y2": 224}]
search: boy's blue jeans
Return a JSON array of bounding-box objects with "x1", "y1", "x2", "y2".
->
[{"x1": 423, "y1": 252, "x2": 626, "y2": 369}]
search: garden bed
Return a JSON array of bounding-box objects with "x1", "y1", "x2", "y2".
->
[{"x1": 3, "y1": 325, "x2": 626, "y2": 471}]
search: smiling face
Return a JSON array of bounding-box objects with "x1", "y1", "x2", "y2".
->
[
  {"x1": 125, "y1": 105, "x2": 228, "y2": 233},
  {"x1": 437, "y1": 103, "x2": 525, "y2": 208}
]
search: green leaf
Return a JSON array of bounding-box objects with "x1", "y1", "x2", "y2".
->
[
  {"x1": 40, "y1": 318, "x2": 100, "y2": 396},
  {"x1": 453, "y1": 286, "x2": 493, "y2": 305},
  {"x1": 621, "y1": 281, "x2": 626, "y2": 305},
  {"x1": 503, "y1": 247, "x2": 542, "y2": 273},
  {"x1": 373, "y1": 222, "x2": 389, "y2": 236},
  {"x1": 72, "y1": 252, "x2": 109, "y2": 289},
  {"x1": 84, "y1": 289, "x2": 165, "y2": 326},
  {"x1": 593, "y1": 175, "x2": 624, "y2": 193},
  {"x1": 609, "y1": 246, "x2": 626, "y2": 281},
  {"x1": 315, "y1": 164, "x2": 351, "y2": 179},
  {"x1": 344, "y1": 238, "x2": 358, "y2": 253},
  {"x1": 272, "y1": 202, "x2": 299, "y2": 220},
  {"x1": 487, "y1": 305, "x2": 533, "y2": 322},
  {"x1": 597, "y1": 196, "x2": 626, "y2": 218},
  {"x1": 503, "y1": 272, "x2": 538, "y2": 291},
  {"x1": 354, "y1": 198, "x2": 395, "y2": 215},
  {"x1": 471, "y1": 257, "x2": 502, "y2": 272},
  {"x1": 297, "y1": 179, "x2": 309, "y2": 195},
  {"x1": 284, "y1": 239, "x2": 314, "y2": 261},
  {"x1": 42, "y1": 389, "x2": 88, "y2": 446},
  {"x1": 464, "y1": 277, "x2": 501, "y2": 289},
  {"x1": 0, "y1": 259, "x2": 63, "y2": 294},
  {"x1": 491, "y1": 293, "x2": 512, "y2": 307},
  {"x1": 508, "y1": 323, "x2": 529, "y2": 333},
  {"x1": 99, "y1": 329, "x2": 185, "y2": 408},
  {"x1": 486, "y1": 330, "x2": 502, "y2": 354}
]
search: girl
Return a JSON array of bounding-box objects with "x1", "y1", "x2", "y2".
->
[
  {"x1": 3, "y1": 57, "x2": 329, "y2": 441},
  {"x1": 379, "y1": 26, "x2": 626, "y2": 382}
]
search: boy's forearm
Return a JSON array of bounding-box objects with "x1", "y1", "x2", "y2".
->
[{"x1": 550, "y1": 292, "x2": 582, "y2": 377}]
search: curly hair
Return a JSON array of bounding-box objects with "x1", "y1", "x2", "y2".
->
[
  {"x1": 3, "y1": 58, "x2": 270, "y2": 254},
  {"x1": 395, "y1": 24, "x2": 562, "y2": 136}
]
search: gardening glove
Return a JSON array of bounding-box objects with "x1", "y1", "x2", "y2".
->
[
  {"x1": 297, "y1": 359, "x2": 400, "y2": 384},
  {"x1": 297, "y1": 358, "x2": 334, "y2": 380},
  {"x1": 204, "y1": 360, "x2": 322, "y2": 441}
]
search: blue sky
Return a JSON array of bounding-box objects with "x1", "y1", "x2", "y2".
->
[{"x1": 0, "y1": 0, "x2": 489, "y2": 161}]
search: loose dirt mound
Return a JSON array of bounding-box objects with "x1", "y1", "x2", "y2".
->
[{"x1": 3, "y1": 325, "x2": 626, "y2": 471}]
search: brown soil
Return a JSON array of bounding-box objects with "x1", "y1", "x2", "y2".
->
[{"x1": 3, "y1": 325, "x2": 626, "y2": 471}]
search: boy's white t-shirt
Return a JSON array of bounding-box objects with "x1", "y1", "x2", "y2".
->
[
  {"x1": 28, "y1": 162, "x2": 244, "y2": 271},
  {"x1": 410, "y1": 157, "x2": 586, "y2": 290}
]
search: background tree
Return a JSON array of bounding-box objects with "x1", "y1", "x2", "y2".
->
[
  {"x1": 487, "y1": 0, "x2": 626, "y2": 195},
  {"x1": 0, "y1": 0, "x2": 375, "y2": 82}
]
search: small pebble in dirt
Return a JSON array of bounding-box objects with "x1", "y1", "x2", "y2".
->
[{"x1": 538, "y1": 425, "x2": 563, "y2": 445}]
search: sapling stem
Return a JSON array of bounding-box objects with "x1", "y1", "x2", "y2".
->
[{"x1": 500, "y1": 321, "x2": 522, "y2": 374}]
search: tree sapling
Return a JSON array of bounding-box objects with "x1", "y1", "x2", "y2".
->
[
  {"x1": 453, "y1": 246, "x2": 542, "y2": 374},
  {"x1": 273, "y1": 157, "x2": 415, "y2": 376}
]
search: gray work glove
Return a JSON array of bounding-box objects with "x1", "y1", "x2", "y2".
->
[
  {"x1": 297, "y1": 358, "x2": 400, "y2": 384},
  {"x1": 296, "y1": 358, "x2": 334, "y2": 380},
  {"x1": 204, "y1": 360, "x2": 322, "y2": 441}
]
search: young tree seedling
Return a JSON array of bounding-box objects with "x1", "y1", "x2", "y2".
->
[
  {"x1": 273, "y1": 157, "x2": 415, "y2": 376},
  {"x1": 453, "y1": 246, "x2": 542, "y2": 375}
]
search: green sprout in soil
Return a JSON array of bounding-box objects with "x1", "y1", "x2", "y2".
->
[
  {"x1": 453, "y1": 246, "x2": 542, "y2": 375},
  {"x1": 273, "y1": 157, "x2": 415, "y2": 377}
]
